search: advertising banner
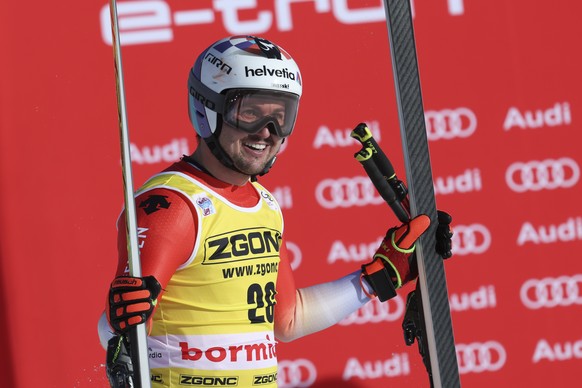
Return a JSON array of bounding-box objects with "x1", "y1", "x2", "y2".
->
[{"x1": 0, "y1": 1, "x2": 580, "y2": 387}]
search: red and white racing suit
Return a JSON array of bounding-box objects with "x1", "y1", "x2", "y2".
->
[{"x1": 98, "y1": 159, "x2": 371, "y2": 387}]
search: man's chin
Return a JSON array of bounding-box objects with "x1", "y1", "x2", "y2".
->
[{"x1": 233, "y1": 162, "x2": 269, "y2": 177}]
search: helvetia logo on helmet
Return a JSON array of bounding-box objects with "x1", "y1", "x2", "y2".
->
[{"x1": 245, "y1": 66, "x2": 296, "y2": 80}]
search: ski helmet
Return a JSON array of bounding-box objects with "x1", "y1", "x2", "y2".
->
[{"x1": 187, "y1": 36, "x2": 302, "y2": 174}]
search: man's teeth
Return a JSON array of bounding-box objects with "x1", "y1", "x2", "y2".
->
[{"x1": 245, "y1": 143, "x2": 266, "y2": 151}]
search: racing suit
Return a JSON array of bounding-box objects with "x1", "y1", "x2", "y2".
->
[{"x1": 98, "y1": 159, "x2": 371, "y2": 387}]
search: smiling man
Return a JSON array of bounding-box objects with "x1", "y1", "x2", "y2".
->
[{"x1": 98, "y1": 35, "x2": 452, "y2": 388}]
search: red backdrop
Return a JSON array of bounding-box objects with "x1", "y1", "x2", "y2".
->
[{"x1": 1, "y1": 0, "x2": 581, "y2": 387}]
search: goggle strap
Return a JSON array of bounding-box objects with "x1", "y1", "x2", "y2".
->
[{"x1": 188, "y1": 71, "x2": 225, "y2": 113}]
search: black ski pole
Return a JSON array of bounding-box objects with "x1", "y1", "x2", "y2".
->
[{"x1": 352, "y1": 122, "x2": 436, "y2": 386}]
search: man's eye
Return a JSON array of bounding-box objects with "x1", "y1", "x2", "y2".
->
[
  {"x1": 274, "y1": 113, "x2": 285, "y2": 124},
  {"x1": 239, "y1": 109, "x2": 260, "y2": 121}
]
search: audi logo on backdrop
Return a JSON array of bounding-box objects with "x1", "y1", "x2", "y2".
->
[
  {"x1": 456, "y1": 341, "x2": 507, "y2": 374},
  {"x1": 424, "y1": 107, "x2": 477, "y2": 141},
  {"x1": 315, "y1": 176, "x2": 384, "y2": 209},
  {"x1": 505, "y1": 157, "x2": 580, "y2": 193},
  {"x1": 451, "y1": 224, "x2": 491, "y2": 255},
  {"x1": 339, "y1": 295, "x2": 405, "y2": 325},
  {"x1": 278, "y1": 359, "x2": 317, "y2": 388},
  {"x1": 520, "y1": 274, "x2": 582, "y2": 309}
]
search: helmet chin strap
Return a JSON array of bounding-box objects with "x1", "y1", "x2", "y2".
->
[{"x1": 254, "y1": 155, "x2": 277, "y2": 182}]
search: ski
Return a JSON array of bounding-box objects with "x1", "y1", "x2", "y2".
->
[{"x1": 382, "y1": 0, "x2": 461, "y2": 387}]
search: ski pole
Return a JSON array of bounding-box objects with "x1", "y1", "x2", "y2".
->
[
  {"x1": 351, "y1": 123, "x2": 410, "y2": 222},
  {"x1": 351, "y1": 122, "x2": 438, "y2": 387},
  {"x1": 108, "y1": 0, "x2": 152, "y2": 387},
  {"x1": 354, "y1": 147, "x2": 410, "y2": 223}
]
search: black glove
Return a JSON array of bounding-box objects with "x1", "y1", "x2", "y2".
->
[
  {"x1": 435, "y1": 210, "x2": 454, "y2": 259},
  {"x1": 106, "y1": 335, "x2": 134, "y2": 388},
  {"x1": 107, "y1": 275, "x2": 162, "y2": 334}
]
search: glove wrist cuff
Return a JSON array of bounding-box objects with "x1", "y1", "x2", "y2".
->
[{"x1": 361, "y1": 258, "x2": 398, "y2": 302}]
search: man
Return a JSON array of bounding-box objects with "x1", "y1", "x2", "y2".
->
[{"x1": 98, "y1": 35, "x2": 452, "y2": 387}]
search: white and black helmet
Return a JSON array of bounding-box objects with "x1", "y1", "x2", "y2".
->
[{"x1": 188, "y1": 36, "x2": 302, "y2": 175}]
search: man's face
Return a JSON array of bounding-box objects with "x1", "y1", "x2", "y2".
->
[{"x1": 219, "y1": 98, "x2": 287, "y2": 176}]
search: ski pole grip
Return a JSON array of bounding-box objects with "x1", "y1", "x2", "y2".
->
[
  {"x1": 352, "y1": 123, "x2": 410, "y2": 214},
  {"x1": 351, "y1": 123, "x2": 398, "y2": 181},
  {"x1": 355, "y1": 148, "x2": 410, "y2": 223}
]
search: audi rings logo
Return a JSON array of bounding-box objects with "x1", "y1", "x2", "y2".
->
[
  {"x1": 456, "y1": 341, "x2": 507, "y2": 374},
  {"x1": 425, "y1": 108, "x2": 477, "y2": 141},
  {"x1": 339, "y1": 295, "x2": 405, "y2": 325},
  {"x1": 451, "y1": 224, "x2": 491, "y2": 255},
  {"x1": 278, "y1": 359, "x2": 317, "y2": 388},
  {"x1": 315, "y1": 176, "x2": 384, "y2": 209},
  {"x1": 505, "y1": 157, "x2": 580, "y2": 192},
  {"x1": 520, "y1": 274, "x2": 582, "y2": 309}
]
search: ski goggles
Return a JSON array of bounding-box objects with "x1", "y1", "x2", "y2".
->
[{"x1": 222, "y1": 89, "x2": 300, "y2": 138}]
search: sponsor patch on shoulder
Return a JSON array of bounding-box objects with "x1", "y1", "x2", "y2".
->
[
  {"x1": 260, "y1": 190, "x2": 279, "y2": 210},
  {"x1": 194, "y1": 194, "x2": 215, "y2": 216}
]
